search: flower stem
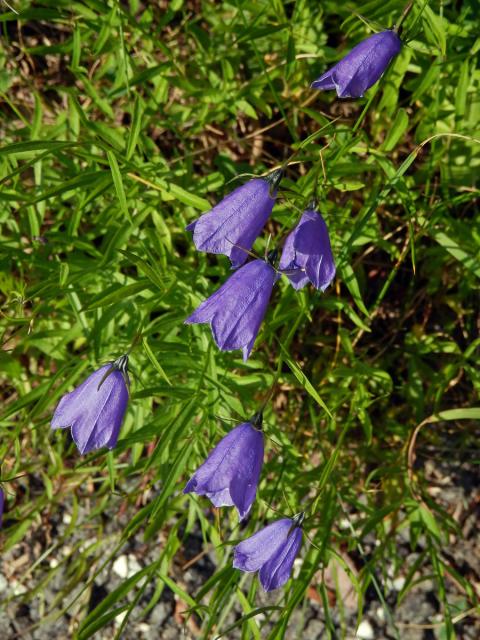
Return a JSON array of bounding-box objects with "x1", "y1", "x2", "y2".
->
[{"x1": 394, "y1": 0, "x2": 414, "y2": 35}]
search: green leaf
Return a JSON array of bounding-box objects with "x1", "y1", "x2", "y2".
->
[
  {"x1": 142, "y1": 337, "x2": 171, "y2": 385},
  {"x1": 126, "y1": 96, "x2": 144, "y2": 160},
  {"x1": 338, "y1": 264, "x2": 369, "y2": 317},
  {"x1": 381, "y1": 109, "x2": 409, "y2": 152},
  {"x1": 280, "y1": 348, "x2": 332, "y2": 418},
  {"x1": 107, "y1": 150, "x2": 131, "y2": 223}
]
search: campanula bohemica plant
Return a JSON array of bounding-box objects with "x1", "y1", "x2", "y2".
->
[{"x1": 3, "y1": 0, "x2": 478, "y2": 636}]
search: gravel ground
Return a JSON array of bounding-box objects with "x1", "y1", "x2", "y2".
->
[{"x1": 1, "y1": 455, "x2": 479, "y2": 639}]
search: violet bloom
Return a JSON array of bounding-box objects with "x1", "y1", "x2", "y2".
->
[
  {"x1": 279, "y1": 206, "x2": 335, "y2": 291},
  {"x1": 311, "y1": 30, "x2": 401, "y2": 98},
  {"x1": 233, "y1": 512, "x2": 304, "y2": 592},
  {"x1": 184, "y1": 412, "x2": 264, "y2": 520},
  {"x1": 51, "y1": 355, "x2": 129, "y2": 455},
  {"x1": 186, "y1": 169, "x2": 282, "y2": 268},
  {"x1": 185, "y1": 255, "x2": 278, "y2": 361}
]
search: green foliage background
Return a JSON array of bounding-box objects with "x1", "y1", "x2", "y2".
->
[{"x1": 0, "y1": 0, "x2": 479, "y2": 638}]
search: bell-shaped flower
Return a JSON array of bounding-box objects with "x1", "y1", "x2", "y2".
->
[
  {"x1": 51, "y1": 355, "x2": 130, "y2": 455},
  {"x1": 184, "y1": 413, "x2": 264, "y2": 520},
  {"x1": 185, "y1": 256, "x2": 278, "y2": 361},
  {"x1": 186, "y1": 170, "x2": 282, "y2": 268},
  {"x1": 279, "y1": 206, "x2": 335, "y2": 291},
  {"x1": 311, "y1": 30, "x2": 401, "y2": 98},
  {"x1": 233, "y1": 513, "x2": 304, "y2": 591}
]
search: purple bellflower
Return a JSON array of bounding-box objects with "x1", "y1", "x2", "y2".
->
[
  {"x1": 0, "y1": 488, "x2": 4, "y2": 529},
  {"x1": 185, "y1": 254, "x2": 279, "y2": 361},
  {"x1": 184, "y1": 412, "x2": 264, "y2": 520},
  {"x1": 279, "y1": 205, "x2": 335, "y2": 291},
  {"x1": 51, "y1": 355, "x2": 129, "y2": 455},
  {"x1": 233, "y1": 512, "x2": 304, "y2": 592},
  {"x1": 186, "y1": 169, "x2": 283, "y2": 268},
  {"x1": 311, "y1": 30, "x2": 401, "y2": 98}
]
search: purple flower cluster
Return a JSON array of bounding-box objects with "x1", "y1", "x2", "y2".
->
[
  {"x1": 184, "y1": 411, "x2": 305, "y2": 590},
  {"x1": 182, "y1": 179, "x2": 335, "y2": 587},
  {"x1": 185, "y1": 173, "x2": 335, "y2": 361}
]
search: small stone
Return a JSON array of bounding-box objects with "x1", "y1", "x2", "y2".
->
[
  {"x1": 114, "y1": 610, "x2": 127, "y2": 626},
  {"x1": 306, "y1": 618, "x2": 325, "y2": 638},
  {"x1": 149, "y1": 602, "x2": 170, "y2": 627},
  {"x1": 375, "y1": 606, "x2": 385, "y2": 622},
  {"x1": 11, "y1": 580, "x2": 27, "y2": 596},
  {"x1": 356, "y1": 619, "x2": 374, "y2": 639},
  {"x1": 127, "y1": 555, "x2": 142, "y2": 577},
  {"x1": 112, "y1": 554, "x2": 142, "y2": 579},
  {"x1": 292, "y1": 557, "x2": 303, "y2": 579},
  {"x1": 113, "y1": 555, "x2": 129, "y2": 579},
  {"x1": 393, "y1": 576, "x2": 406, "y2": 591}
]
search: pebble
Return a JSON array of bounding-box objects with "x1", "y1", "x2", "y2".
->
[
  {"x1": 375, "y1": 606, "x2": 385, "y2": 621},
  {"x1": 113, "y1": 555, "x2": 129, "y2": 578},
  {"x1": 292, "y1": 557, "x2": 303, "y2": 579},
  {"x1": 113, "y1": 554, "x2": 142, "y2": 579},
  {"x1": 149, "y1": 602, "x2": 170, "y2": 627},
  {"x1": 356, "y1": 619, "x2": 374, "y2": 639},
  {"x1": 393, "y1": 576, "x2": 406, "y2": 591}
]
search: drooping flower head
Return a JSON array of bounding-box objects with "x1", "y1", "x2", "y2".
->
[
  {"x1": 185, "y1": 254, "x2": 279, "y2": 361},
  {"x1": 51, "y1": 355, "x2": 130, "y2": 455},
  {"x1": 184, "y1": 412, "x2": 264, "y2": 520},
  {"x1": 311, "y1": 30, "x2": 401, "y2": 98},
  {"x1": 186, "y1": 169, "x2": 282, "y2": 268},
  {"x1": 233, "y1": 512, "x2": 304, "y2": 591},
  {"x1": 279, "y1": 204, "x2": 335, "y2": 291}
]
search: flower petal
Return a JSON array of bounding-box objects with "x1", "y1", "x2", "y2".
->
[
  {"x1": 228, "y1": 428, "x2": 264, "y2": 519},
  {"x1": 233, "y1": 518, "x2": 292, "y2": 572},
  {"x1": 310, "y1": 68, "x2": 336, "y2": 90},
  {"x1": 281, "y1": 210, "x2": 335, "y2": 291},
  {"x1": 294, "y1": 211, "x2": 336, "y2": 291},
  {"x1": 205, "y1": 487, "x2": 235, "y2": 508},
  {"x1": 186, "y1": 179, "x2": 276, "y2": 268},
  {"x1": 259, "y1": 527, "x2": 302, "y2": 591},
  {"x1": 184, "y1": 424, "x2": 250, "y2": 494},
  {"x1": 51, "y1": 365, "x2": 111, "y2": 430}
]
